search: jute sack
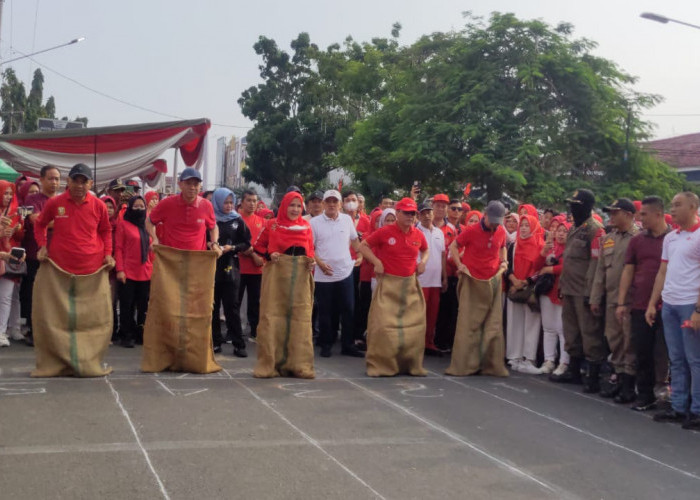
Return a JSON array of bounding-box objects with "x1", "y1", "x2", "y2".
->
[
  {"x1": 254, "y1": 255, "x2": 315, "y2": 379},
  {"x1": 141, "y1": 245, "x2": 221, "y2": 374},
  {"x1": 31, "y1": 259, "x2": 113, "y2": 377},
  {"x1": 445, "y1": 271, "x2": 509, "y2": 377},
  {"x1": 366, "y1": 273, "x2": 427, "y2": 377}
]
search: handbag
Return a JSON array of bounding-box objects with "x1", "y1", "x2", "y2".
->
[
  {"x1": 534, "y1": 274, "x2": 555, "y2": 296},
  {"x1": 507, "y1": 282, "x2": 536, "y2": 304}
]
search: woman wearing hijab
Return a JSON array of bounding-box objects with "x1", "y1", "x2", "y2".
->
[
  {"x1": 253, "y1": 191, "x2": 316, "y2": 378},
  {"x1": 115, "y1": 196, "x2": 153, "y2": 348},
  {"x1": 101, "y1": 195, "x2": 120, "y2": 340},
  {"x1": 504, "y1": 212, "x2": 519, "y2": 247},
  {"x1": 464, "y1": 210, "x2": 482, "y2": 227},
  {"x1": 17, "y1": 179, "x2": 39, "y2": 207},
  {"x1": 505, "y1": 214, "x2": 546, "y2": 374},
  {"x1": 518, "y1": 204, "x2": 539, "y2": 219},
  {"x1": 210, "y1": 188, "x2": 251, "y2": 356},
  {"x1": 0, "y1": 181, "x2": 25, "y2": 346},
  {"x1": 538, "y1": 220, "x2": 571, "y2": 376}
]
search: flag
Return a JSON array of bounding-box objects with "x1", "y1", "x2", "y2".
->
[{"x1": 463, "y1": 183, "x2": 471, "y2": 197}]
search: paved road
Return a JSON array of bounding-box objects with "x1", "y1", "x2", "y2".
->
[{"x1": 1, "y1": 342, "x2": 698, "y2": 500}]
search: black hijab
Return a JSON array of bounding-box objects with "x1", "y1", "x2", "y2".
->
[{"x1": 123, "y1": 196, "x2": 149, "y2": 264}]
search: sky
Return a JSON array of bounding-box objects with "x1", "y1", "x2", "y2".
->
[{"x1": 1, "y1": 0, "x2": 699, "y2": 188}]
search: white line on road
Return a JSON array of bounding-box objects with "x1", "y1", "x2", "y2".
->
[
  {"x1": 341, "y1": 378, "x2": 561, "y2": 496},
  {"x1": 235, "y1": 378, "x2": 388, "y2": 500},
  {"x1": 441, "y1": 376, "x2": 700, "y2": 482},
  {"x1": 105, "y1": 379, "x2": 171, "y2": 500}
]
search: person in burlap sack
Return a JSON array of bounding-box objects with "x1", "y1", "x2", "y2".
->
[
  {"x1": 253, "y1": 191, "x2": 316, "y2": 379},
  {"x1": 446, "y1": 201, "x2": 510, "y2": 377},
  {"x1": 359, "y1": 197, "x2": 429, "y2": 377}
]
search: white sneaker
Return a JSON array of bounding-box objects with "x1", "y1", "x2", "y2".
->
[
  {"x1": 519, "y1": 360, "x2": 543, "y2": 375},
  {"x1": 539, "y1": 360, "x2": 556, "y2": 374},
  {"x1": 8, "y1": 328, "x2": 24, "y2": 341},
  {"x1": 553, "y1": 363, "x2": 568, "y2": 377},
  {"x1": 0, "y1": 333, "x2": 9, "y2": 347},
  {"x1": 508, "y1": 359, "x2": 522, "y2": 372}
]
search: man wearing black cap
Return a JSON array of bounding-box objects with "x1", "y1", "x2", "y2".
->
[
  {"x1": 550, "y1": 189, "x2": 606, "y2": 392},
  {"x1": 303, "y1": 191, "x2": 324, "y2": 222},
  {"x1": 35, "y1": 163, "x2": 114, "y2": 275},
  {"x1": 107, "y1": 178, "x2": 127, "y2": 206},
  {"x1": 589, "y1": 198, "x2": 639, "y2": 402}
]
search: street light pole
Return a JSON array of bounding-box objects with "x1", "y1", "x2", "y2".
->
[
  {"x1": 641, "y1": 12, "x2": 700, "y2": 31},
  {"x1": 0, "y1": 37, "x2": 86, "y2": 66}
]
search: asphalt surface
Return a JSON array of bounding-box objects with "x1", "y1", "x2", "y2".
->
[{"x1": 1, "y1": 341, "x2": 699, "y2": 500}]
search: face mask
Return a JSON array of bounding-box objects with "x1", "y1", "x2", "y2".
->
[{"x1": 344, "y1": 201, "x2": 358, "y2": 212}]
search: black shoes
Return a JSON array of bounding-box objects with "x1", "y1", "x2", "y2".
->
[
  {"x1": 120, "y1": 337, "x2": 135, "y2": 348},
  {"x1": 653, "y1": 409, "x2": 687, "y2": 423},
  {"x1": 341, "y1": 347, "x2": 365, "y2": 358},
  {"x1": 631, "y1": 396, "x2": 657, "y2": 412},
  {"x1": 213, "y1": 345, "x2": 222, "y2": 354},
  {"x1": 681, "y1": 413, "x2": 700, "y2": 431},
  {"x1": 613, "y1": 374, "x2": 637, "y2": 404},
  {"x1": 233, "y1": 347, "x2": 248, "y2": 358},
  {"x1": 599, "y1": 374, "x2": 620, "y2": 398},
  {"x1": 550, "y1": 358, "x2": 583, "y2": 384},
  {"x1": 320, "y1": 346, "x2": 332, "y2": 358},
  {"x1": 24, "y1": 333, "x2": 34, "y2": 347},
  {"x1": 582, "y1": 363, "x2": 601, "y2": 394}
]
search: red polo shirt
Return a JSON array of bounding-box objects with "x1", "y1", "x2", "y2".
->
[
  {"x1": 365, "y1": 224, "x2": 428, "y2": 277},
  {"x1": 239, "y1": 212, "x2": 265, "y2": 275},
  {"x1": 148, "y1": 194, "x2": 215, "y2": 251},
  {"x1": 455, "y1": 221, "x2": 506, "y2": 279},
  {"x1": 35, "y1": 191, "x2": 112, "y2": 275}
]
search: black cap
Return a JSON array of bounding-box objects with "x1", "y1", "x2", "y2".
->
[
  {"x1": 603, "y1": 198, "x2": 636, "y2": 214},
  {"x1": 286, "y1": 185, "x2": 302, "y2": 194},
  {"x1": 107, "y1": 178, "x2": 126, "y2": 190},
  {"x1": 566, "y1": 189, "x2": 595, "y2": 206},
  {"x1": 68, "y1": 163, "x2": 93, "y2": 180},
  {"x1": 307, "y1": 190, "x2": 324, "y2": 202},
  {"x1": 418, "y1": 203, "x2": 433, "y2": 212}
]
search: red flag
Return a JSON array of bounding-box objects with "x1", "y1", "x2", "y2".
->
[
  {"x1": 463, "y1": 183, "x2": 471, "y2": 197},
  {"x1": 338, "y1": 179, "x2": 343, "y2": 191}
]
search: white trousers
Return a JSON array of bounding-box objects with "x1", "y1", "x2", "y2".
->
[
  {"x1": 539, "y1": 295, "x2": 569, "y2": 365},
  {"x1": 0, "y1": 278, "x2": 20, "y2": 335},
  {"x1": 506, "y1": 299, "x2": 541, "y2": 361}
]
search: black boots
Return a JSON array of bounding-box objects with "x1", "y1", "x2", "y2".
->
[
  {"x1": 614, "y1": 374, "x2": 637, "y2": 404},
  {"x1": 599, "y1": 373, "x2": 620, "y2": 398},
  {"x1": 582, "y1": 363, "x2": 601, "y2": 394},
  {"x1": 550, "y1": 357, "x2": 582, "y2": 384}
]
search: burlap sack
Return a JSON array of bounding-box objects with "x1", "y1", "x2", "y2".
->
[
  {"x1": 31, "y1": 259, "x2": 113, "y2": 377},
  {"x1": 254, "y1": 255, "x2": 315, "y2": 379},
  {"x1": 366, "y1": 274, "x2": 427, "y2": 377},
  {"x1": 141, "y1": 245, "x2": 221, "y2": 374},
  {"x1": 446, "y1": 271, "x2": 509, "y2": 377}
]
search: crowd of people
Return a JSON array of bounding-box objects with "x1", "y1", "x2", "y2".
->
[{"x1": 1, "y1": 163, "x2": 699, "y2": 432}]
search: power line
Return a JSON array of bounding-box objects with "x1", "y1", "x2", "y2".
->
[
  {"x1": 644, "y1": 113, "x2": 700, "y2": 117},
  {"x1": 6, "y1": 47, "x2": 252, "y2": 130}
]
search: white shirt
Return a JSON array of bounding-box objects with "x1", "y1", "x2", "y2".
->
[
  {"x1": 310, "y1": 212, "x2": 358, "y2": 283},
  {"x1": 661, "y1": 223, "x2": 700, "y2": 305},
  {"x1": 417, "y1": 224, "x2": 444, "y2": 288}
]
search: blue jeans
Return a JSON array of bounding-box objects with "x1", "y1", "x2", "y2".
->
[
  {"x1": 661, "y1": 303, "x2": 700, "y2": 414},
  {"x1": 315, "y1": 273, "x2": 355, "y2": 350}
]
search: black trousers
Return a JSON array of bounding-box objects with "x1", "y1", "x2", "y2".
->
[
  {"x1": 214, "y1": 276, "x2": 244, "y2": 349},
  {"x1": 351, "y1": 266, "x2": 363, "y2": 340},
  {"x1": 118, "y1": 279, "x2": 150, "y2": 342},
  {"x1": 630, "y1": 309, "x2": 666, "y2": 400},
  {"x1": 238, "y1": 273, "x2": 261, "y2": 337},
  {"x1": 19, "y1": 259, "x2": 40, "y2": 332},
  {"x1": 356, "y1": 280, "x2": 373, "y2": 339},
  {"x1": 316, "y1": 273, "x2": 355, "y2": 350},
  {"x1": 435, "y1": 276, "x2": 459, "y2": 350}
]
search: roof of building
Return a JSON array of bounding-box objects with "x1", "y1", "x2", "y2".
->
[{"x1": 644, "y1": 132, "x2": 700, "y2": 170}]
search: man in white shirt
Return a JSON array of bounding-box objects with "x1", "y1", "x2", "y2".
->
[
  {"x1": 646, "y1": 191, "x2": 700, "y2": 430},
  {"x1": 310, "y1": 190, "x2": 364, "y2": 358},
  {"x1": 416, "y1": 203, "x2": 447, "y2": 355}
]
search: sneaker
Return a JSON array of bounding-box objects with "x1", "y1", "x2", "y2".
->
[
  {"x1": 0, "y1": 333, "x2": 9, "y2": 347},
  {"x1": 681, "y1": 413, "x2": 700, "y2": 431},
  {"x1": 552, "y1": 363, "x2": 568, "y2": 377},
  {"x1": 539, "y1": 360, "x2": 556, "y2": 374},
  {"x1": 653, "y1": 409, "x2": 687, "y2": 423},
  {"x1": 8, "y1": 328, "x2": 24, "y2": 341},
  {"x1": 518, "y1": 360, "x2": 543, "y2": 375},
  {"x1": 233, "y1": 347, "x2": 248, "y2": 358},
  {"x1": 508, "y1": 359, "x2": 522, "y2": 371},
  {"x1": 632, "y1": 397, "x2": 658, "y2": 412},
  {"x1": 213, "y1": 345, "x2": 222, "y2": 354}
]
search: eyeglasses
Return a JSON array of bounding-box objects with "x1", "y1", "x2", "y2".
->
[
  {"x1": 402, "y1": 211, "x2": 417, "y2": 217},
  {"x1": 449, "y1": 207, "x2": 463, "y2": 211}
]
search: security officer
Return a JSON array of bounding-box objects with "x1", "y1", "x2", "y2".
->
[
  {"x1": 550, "y1": 189, "x2": 606, "y2": 392},
  {"x1": 589, "y1": 198, "x2": 639, "y2": 402}
]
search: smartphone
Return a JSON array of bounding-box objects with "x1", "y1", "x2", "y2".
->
[
  {"x1": 18, "y1": 206, "x2": 34, "y2": 218},
  {"x1": 10, "y1": 247, "x2": 25, "y2": 263},
  {"x1": 412, "y1": 180, "x2": 421, "y2": 195}
]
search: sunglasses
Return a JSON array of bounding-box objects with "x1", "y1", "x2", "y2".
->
[
  {"x1": 449, "y1": 206, "x2": 463, "y2": 211},
  {"x1": 402, "y1": 211, "x2": 417, "y2": 217}
]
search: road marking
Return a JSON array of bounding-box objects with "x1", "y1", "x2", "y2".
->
[
  {"x1": 105, "y1": 379, "x2": 171, "y2": 500},
  {"x1": 441, "y1": 376, "x2": 700, "y2": 482},
  {"x1": 277, "y1": 382, "x2": 331, "y2": 399},
  {"x1": 0, "y1": 386, "x2": 46, "y2": 396},
  {"x1": 342, "y1": 378, "x2": 560, "y2": 495},
  {"x1": 236, "y1": 379, "x2": 387, "y2": 500},
  {"x1": 396, "y1": 382, "x2": 444, "y2": 398},
  {"x1": 155, "y1": 380, "x2": 208, "y2": 397},
  {"x1": 491, "y1": 382, "x2": 529, "y2": 394}
]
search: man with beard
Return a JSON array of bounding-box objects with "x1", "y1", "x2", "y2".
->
[{"x1": 550, "y1": 189, "x2": 606, "y2": 392}]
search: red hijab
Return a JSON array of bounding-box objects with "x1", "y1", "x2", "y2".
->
[
  {"x1": 518, "y1": 204, "x2": 538, "y2": 219},
  {"x1": 464, "y1": 210, "x2": 482, "y2": 226},
  {"x1": 17, "y1": 178, "x2": 39, "y2": 205},
  {"x1": 145, "y1": 191, "x2": 159, "y2": 207},
  {"x1": 513, "y1": 214, "x2": 545, "y2": 279},
  {"x1": 0, "y1": 180, "x2": 19, "y2": 216},
  {"x1": 266, "y1": 192, "x2": 314, "y2": 257},
  {"x1": 552, "y1": 220, "x2": 571, "y2": 257},
  {"x1": 100, "y1": 195, "x2": 119, "y2": 225},
  {"x1": 368, "y1": 207, "x2": 383, "y2": 235}
]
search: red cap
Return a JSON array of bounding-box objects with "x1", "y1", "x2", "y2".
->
[
  {"x1": 395, "y1": 197, "x2": 418, "y2": 212},
  {"x1": 433, "y1": 193, "x2": 450, "y2": 203}
]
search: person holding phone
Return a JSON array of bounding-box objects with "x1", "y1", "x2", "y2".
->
[{"x1": 0, "y1": 180, "x2": 25, "y2": 347}]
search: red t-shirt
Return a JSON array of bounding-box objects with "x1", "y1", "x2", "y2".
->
[
  {"x1": 350, "y1": 214, "x2": 371, "y2": 261},
  {"x1": 148, "y1": 194, "x2": 215, "y2": 251},
  {"x1": 365, "y1": 224, "x2": 428, "y2": 277},
  {"x1": 35, "y1": 191, "x2": 112, "y2": 275},
  {"x1": 115, "y1": 220, "x2": 154, "y2": 281},
  {"x1": 239, "y1": 212, "x2": 265, "y2": 275},
  {"x1": 455, "y1": 221, "x2": 507, "y2": 279},
  {"x1": 439, "y1": 222, "x2": 459, "y2": 277}
]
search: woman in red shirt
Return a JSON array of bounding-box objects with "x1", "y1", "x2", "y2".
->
[
  {"x1": 505, "y1": 214, "x2": 545, "y2": 374},
  {"x1": 538, "y1": 220, "x2": 571, "y2": 376},
  {"x1": 115, "y1": 196, "x2": 153, "y2": 347},
  {"x1": 0, "y1": 181, "x2": 25, "y2": 346}
]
